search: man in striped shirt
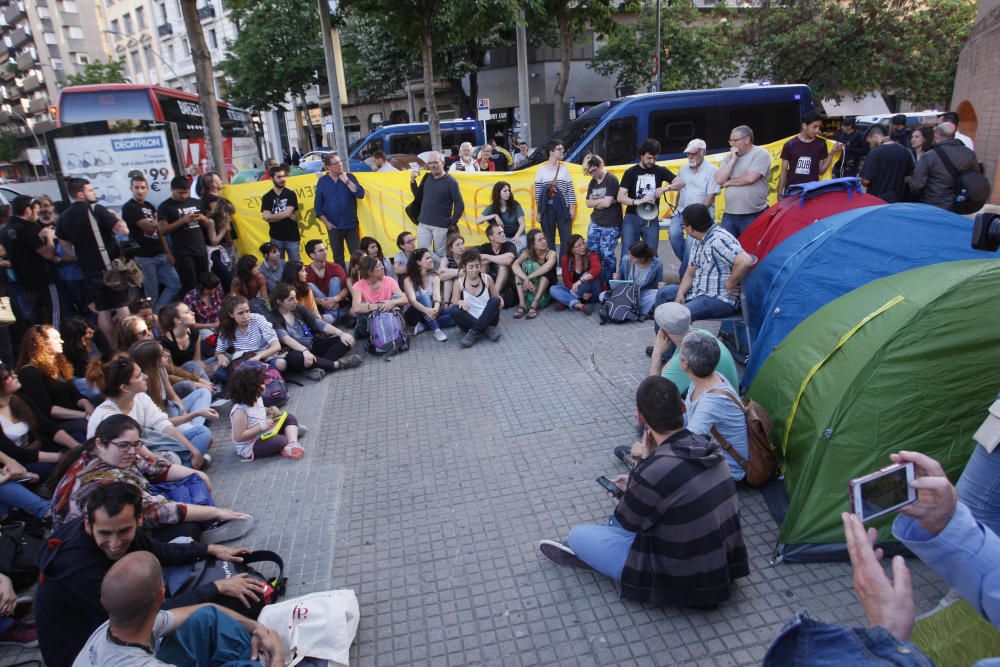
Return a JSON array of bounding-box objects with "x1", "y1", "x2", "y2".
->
[{"x1": 652, "y1": 203, "x2": 755, "y2": 324}]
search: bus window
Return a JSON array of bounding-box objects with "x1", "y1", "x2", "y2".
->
[
  {"x1": 355, "y1": 137, "x2": 384, "y2": 160},
  {"x1": 721, "y1": 103, "x2": 801, "y2": 146},
  {"x1": 599, "y1": 116, "x2": 637, "y2": 165},
  {"x1": 649, "y1": 109, "x2": 709, "y2": 155},
  {"x1": 59, "y1": 90, "x2": 155, "y2": 124},
  {"x1": 390, "y1": 133, "x2": 431, "y2": 155}
]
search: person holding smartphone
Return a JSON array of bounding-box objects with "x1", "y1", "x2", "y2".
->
[{"x1": 538, "y1": 376, "x2": 748, "y2": 607}]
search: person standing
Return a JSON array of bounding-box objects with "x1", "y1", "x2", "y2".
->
[
  {"x1": 158, "y1": 176, "x2": 211, "y2": 296},
  {"x1": 534, "y1": 140, "x2": 577, "y2": 260},
  {"x1": 833, "y1": 117, "x2": 869, "y2": 178},
  {"x1": 670, "y1": 139, "x2": 720, "y2": 276},
  {"x1": 448, "y1": 142, "x2": 480, "y2": 173},
  {"x1": 122, "y1": 174, "x2": 180, "y2": 312},
  {"x1": 890, "y1": 114, "x2": 913, "y2": 148},
  {"x1": 715, "y1": 125, "x2": 771, "y2": 239},
  {"x1": 411, "y1": 152, "x2": 464, "y2": 255},
  {"x1": 3, "y1": 195, "x2": 60, "y2": 325},
  {"x1": 583, "y1": 154, "x2": 622, "y2": 286},
  {"x1": 777, "y1": 110, "x2": 842, "y2": 193},
  {"x1": 859, "y1": 125, "x2": 914, "y2": 204},
  {"x1": 617, "y1": 138, "x2": 678, "y2": 256},
  {"x1": 937, "y1": 111, "x2": 974, "y2": 150},
  {"x1": 513, "y1": 141, "x2": 531, "y2": 169},
  {"x1": 260, "y1": 164, "x2": 300, "y2": 262},
  {"x1": 908, "y1": 122, "x2": 979, "y2": 211},
  {"x1": 315, "y1": 153, "x2": 365, "y2": 269}
]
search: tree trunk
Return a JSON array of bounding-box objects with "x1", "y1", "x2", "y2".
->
[
  {"x1": 298, "y1": 94, "x2": 317, "y2": 151},
  {"x1": 553, "y1": 9, "x2": 572, "y2": 132},
  {"x1": 180, "y1": 0, "x2": 225, "y2": 176},
  {"x1": 420, "y1": 23, "x2": 441, "y2": 152}
]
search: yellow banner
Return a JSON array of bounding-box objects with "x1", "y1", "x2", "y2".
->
[{"x1": 223, "y1": 135, "x2": 832, "y2": 258}]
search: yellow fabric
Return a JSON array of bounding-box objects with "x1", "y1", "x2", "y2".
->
[{"x1": 223, "y1": 135, "x2": 835, "y2": 259}]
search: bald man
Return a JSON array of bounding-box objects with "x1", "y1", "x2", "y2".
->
[
  {"x1": 909, "y1": 121, "x2": 979, "y2": 211},
  {"x1": 73, "y1": 552, "x2": 284, "y2": 667},
  {"x1": 410, "y1": 151, "x2": 464, "y2": 254}
]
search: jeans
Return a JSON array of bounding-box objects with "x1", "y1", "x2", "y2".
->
[
  {"x1": 403, "y1": 292, "x2": 454, "y2": 330},
  {"x1": 328, "y1": 226, "x2": 360, "y2": 268},
  {"x1": 541, "y1": 214, "x2": 573, "y2": 262},
  {"x1": 73, "y1": 376, "x2": 104, "y2": 405},
  {"x1": 653, "y1": 285, "x2": 738, "y2": 330},
  {"x1": 586, "y1": 223, "x2": 620, "y2": 286},
  {"x1": 957, "y1": 442, "x2": 1000, "y2": 538},
  {"x1": 168, "y1": 388, "x2": 213, "y2": 454},
  {"x1": 720, "y1": 211, "x2": 761, "y2": 239},
  {"x1": 449, "y1": 297, "x2": 500, "y2": 333},
  {"x1": 417, "y1": 224, "x2": 449, "y2": 256},
  {"x1": 567, "y1": 516, "x2": 636, "y2": 581},
  {"x1": 668, "y1": 213, "x2": 693, "y2": 276},
  {"x1": 12, "y1": 284, "x2": 58, "y2": 326},
  {"x1": 270, "y1": 238, "x2": 301, "y2": 263},
  {"x1": 156, "y1": 606, "x2": 259, "y2": 667},
  {"x1": 309, "y1": 277, "x2": 344, "y2": 322},
  {"x1": 549, "y1": 281, "x2": 601, "y2": 308},
  {"x1": 621, "y1": 213, "x2": 659, "y2": 255},
  {"x1": 0, "y1": 480, "x2": 50, "y2": 519},
  {"x1": 137, "y1": 255, "x2": 182, "y2": 311}
]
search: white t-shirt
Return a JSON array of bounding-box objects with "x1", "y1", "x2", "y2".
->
[
  {"x1": 88, "y1": 393, "x2": 173, "y2": 438},
  {"x1": 72, "y1": 611, "x2": 174, "y2": 666}
]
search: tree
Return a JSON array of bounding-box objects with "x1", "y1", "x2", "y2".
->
[
  {"x1": 180, "y1": 0, "x2": 225, "y2": 173},
  {"x1": 588, "y1": 1, "x2": 737, "y2": 93},
  {"x1": 0, "y1": 134, "x2": 21, "y2": 163},
  {"x1": 740, "y1": 0, "x2": 975, "y2": 109},
  {"x1": 65, "y1": 59, "x2": 128, "y2": 86}
]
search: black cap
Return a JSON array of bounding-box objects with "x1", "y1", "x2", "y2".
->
[{"x1": 891, "y1": 114, "x2": 907, "y2": 125}]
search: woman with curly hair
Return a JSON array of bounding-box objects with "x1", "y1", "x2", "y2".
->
[
  {"x1": 16, "y1": 325, "x2": 94, "y2": 442},
  {"x1": 213, "y1": 295, "x2": 282, "y2": 383},
  {"x1": 229, "y1": 363, "x2": 304, "y2": 460}
]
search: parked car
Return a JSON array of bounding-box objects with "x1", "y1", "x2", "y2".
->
[{"x1": 298, "y1": 150, "x2": 371, "y2": 174}]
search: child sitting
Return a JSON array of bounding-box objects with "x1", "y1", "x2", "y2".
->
[{"x1": 228, "y1": 364, "x2": 305, "y2": 460}]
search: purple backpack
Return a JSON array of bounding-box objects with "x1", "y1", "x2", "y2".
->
[
  {"x1": 238, "y1": 359, "x2": 288, "y2": 407},
  {"x1": 369, "y1": 310, "x2": 409, "y2": 356}
]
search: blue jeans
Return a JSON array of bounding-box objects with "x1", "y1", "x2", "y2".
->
[
  {"x1": 73, "y1": 376, "x2": 104, "y2": 405},
  {"x1": 309, "y1": 276, "x2": 343, "y2": 323},
  {"x1": 586, "y1": 223, "x2": 620, "y2": 285},
  {"x1": 168, "y1": 388, "x2": 213, "y2": 454},
  {"x1": 270, "y1": 238, "x2": 301, "y2": 263},
  {"x1": 0, "y1": 481, "x2": 50, "y2": 519},
  {"x1": 621, "y1": 213, "x2": 659, "y2": 255},
  {"x1": 550, "y1": 281, "x2": 601, "y2": 308},
  {"x1": 720, "y1": 211, "x2": 760, "y2": 239},
  {"x1": 957, "y1": 442, "x2": 1000, "y2": 538},
  {"x1": 567, "y1": 516, "x2": 636, "y2": 581},
  {"x1": 404, "y1": 292, "x2": 454, "y2": 330},
  {"x1": 668, "y1": 213, "x2": 693, "y2": 277},
  {"x1": 653, "y1": 285, "x2": 738, "y2": 330},
  {"x1": 137, "y1": 255, "x2": 182, "y2": 312},
  {"x1": 156, "y1": 606, "x2": 259, "y2": 667}
]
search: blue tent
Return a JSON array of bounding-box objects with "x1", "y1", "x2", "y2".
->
[{"x1": 741, "y1": 203, "x2": 986, "y2": 390}]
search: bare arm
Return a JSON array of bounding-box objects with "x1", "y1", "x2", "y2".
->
[
  {"x1": 777, "y1": 159, "x2": 789, "y2": 194},
  {"x1": 616, "y1": 186, "x2": 632, "y2": 206},
  {"x1": 675, "y1": 264, "x2": 697, "y2": 303},
  {"x1": 725, "y1": 252, "x2": 756, "y2": 295},
  {"x1": 715, "y1": 150, "x2": 738, "y2": 185}
]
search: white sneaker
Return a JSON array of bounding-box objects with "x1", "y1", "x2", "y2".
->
[
  {"x1": 413, "y1": 322, "x2": 426, "y2": 335},
  {"x1": 432, "y1": 328, "x2": 447, "y2": 342}
]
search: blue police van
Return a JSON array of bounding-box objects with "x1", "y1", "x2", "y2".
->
[{"x1": 348, "y1": 119, "x2": 487, "y2": 163}]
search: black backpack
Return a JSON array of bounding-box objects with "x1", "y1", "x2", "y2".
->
[
  {"x1": 173, "y1": 550, "x2": 286, "y2": 619},
  {"x1": 0, "y1": 517, "x2": 46, "y2": 590},
  {"x1": 599, "y1": 282, "x2": 644, "y2": 323},
  {"x1": 934, "y1": 145, "x2": 989, "y2": 215}
]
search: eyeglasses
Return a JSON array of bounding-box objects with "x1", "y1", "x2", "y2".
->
[{"x1": 107, "y1": 439, "x2": 144, "y2": 451}]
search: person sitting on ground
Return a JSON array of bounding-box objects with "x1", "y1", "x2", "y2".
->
[
  {"x1": 115, "y1": 315, "x2": 214, "y2": 399},
  {"x1": 477, "y1": 222, "x2": 518, "y2": 307},
  {"x1": 128, "y1": 296, "x2": 160, "y2": 339},
  {"x1": 280, "y1": 260, "x2": 328, "y2": 324},
  {"x1": 60, "y1": 316, "x2": 113, "y2": 405},
  {"x1": 512, "y1": 228, "x2": 557, "y2": 319},
  {"x1": 403, "y1": 248, "x2": 453, "y2": 342},
  {"x1": 350, "y1": 255, "x2": 409, "y2": 325},
  {"x1": 229, "y1": 364, "x2": 306, "y2": 461},
  {"x1": 646, "y1": 303, "x2": 738, "y2": 397},
  {"x1": 159, "y1": 301, "x2": 218, "y2": 382},
  {"x1": 230, "y1": 255, "x2": 269, "y2": 304},
  {"x1": 359, "y1": 235, "x2": 395, "y2": 277},
  {"x1": 304, "y1": 239, "x2": 350, "y2": 323},
  {"x1": 653, "y1": 203, "x2": 755, "y2": 323},
  {"x1": 182, "y1": 272, "x2": 224, "y2": 338},
  {"x1": 393, "y1": 231, "x2": 440, "y2": 285},
  {"x1": 678, "y1": 330, "x2": 748, "y2": 482},
  {"x1": 214, "y1": 295, "x2": 283, "y2": 384},
  {"x1": 437, "y1": 233, "x2": 466, "y2": 308},
  {"x1": 550, "y1": 233, "x2": 602, "y2": 315},
  {"x1": 37, "y1": 482, "x2": 260, "y2": 667},
  {"x1": 477, "y1": 181, "x2": 526, "y2": 252},
  {"x1": 0, "y1": 571, "x2": 36, "y2": 649},
  {"x1": 73, "y1": 551, "x2": 285, "y2": 667},
  {"x1": 257, "y1": 242, "x2": 285, "y2": 295},
  {"x1": 609, "y1": 240, "x2": 663, "y2": 316},
  {"x1": 539, "y1": 376, "x2": 749, "y2": 607},
  {"x1": 346, "y1": 249, "x2": 364, "y2": 289},
  {"x1": 16, "y1": 324, "x2": 94, "y2": 443},
  {"x1": 269, "y1": 282, "x2": 362, "y2": 381},
  {"x1": 0, "y1": 362, "x2": 75, "y2": 478},
  {"x1": 449, "y1": 249, "x2": 503, "y2": 348}
]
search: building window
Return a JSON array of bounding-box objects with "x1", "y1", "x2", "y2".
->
[
  {"x1": 123, "y1": 13, "x2": 133, "y2": 34},
  {"x1": 143, "y1": 45, "x2": 153, "y2": 68},
  {"x1": 111, "y1": 18, "x2": 120, "y2": 35},
  {"x1": 136, "y1": 7, "x2": 145, "y2": 28},
  {"x1": 158, "y1": 3, "x2": 167, "y2": 23},
  {"x1": 67, "y1": 26, "x2": 85, "y2": 40},
  {"x1": 60, "y1": 1, "x2": 79, "y2": 13},
  {"x1": 51, "y1": 58, "x2": 64, "y2": 70},
  {"x1": 208, "y1": 29, "x2": 217, "y2": 49},
  {"x1": 182, "y1": 37, "x2": 190, "y2": 57},
  {"x1": 130, "y1": 50, "x2": 140, "y2": 74},
  {"x1": 75, "y1": 53, "x2": 90, "y2": 65},
  {"x1": 38, "y1": 7, "x2": 51, "y2": 19},
  {"x1": 44, "y1": 32, "x2": 58, "y2": 45}
]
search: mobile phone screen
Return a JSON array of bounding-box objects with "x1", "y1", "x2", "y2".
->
[
  {"x1": 596, "y1": 476, "x2": 623, "y2": 498},
  {"x1": 859, "y1": 466, "x2": 910, "y2": 516}
]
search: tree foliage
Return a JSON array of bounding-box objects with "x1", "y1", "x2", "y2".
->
[
  {"x1": 0, "y1": 134, "x2": 22, "y2": 163},
  {"x1": 65, "y1": 59, "x2": 127, "y2": 86},
  {"x1": 740, "y1": 0, "x2": 976, "y2": 109},
  {"x1": 218, "y1": 0, "x2": 324, "y2": 112},
  {"x1": 589, "y1": 0, "x2": 738, "y2": 93}
]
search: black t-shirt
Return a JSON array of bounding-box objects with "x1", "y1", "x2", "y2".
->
[
  {"x1": 158, "y1": 197, "x2": 207, "y2": 257},
  {"x1": 200, "y1": 192, "x2": 219, "y2": 215},
  {"x1": 2, "y1": 216, "x2": 54, "y2": 288},
  {"x1": 261, "y1": 187, "x2": 300, "y2": 242},
  {"x1": 55, "y1": 202, "x2": 122, "y2": 275},
  {"x1": 478, "y1": 241, "x2": 517, "y2": 278},
  {"x1": 619, "y1": 164, "x2": 675, "y2": 216},
  {"x1": 587, "y1": 172, "x2": 623, "y2": 228},
  {"x1": 860, "y1": 141, "x2": 915, "y2": 204},
  {"x1": 121, "y1": 199, "x2": 163, "y2": 258}
]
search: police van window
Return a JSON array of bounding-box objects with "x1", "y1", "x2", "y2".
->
[
  {"x1": 598, "y1": 116, "x2": 636, "y2": 166},
  {"x1": 442, "y1": 131, "x2": 477, "y2": 148},
  {"x1": 721, "y1": 103, "x2": 800, "y2": 146},
  {"x1": 391, "y1": 133, "x2": 431, "y2": 155},
  {"x1": 649, "y1": 109, "x2": 708, "y2": 154},
  {"x1": 356, "y1": 137, "x2": 384, "y2": 160}
]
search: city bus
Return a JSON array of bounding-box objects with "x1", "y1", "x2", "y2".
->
[{"x1": 56, "y1": 84, "x2": 261, "y2": 178}]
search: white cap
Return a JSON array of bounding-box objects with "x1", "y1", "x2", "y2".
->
[{"x1": 684, "y1": 139, "x2": 707, "y2": 153}]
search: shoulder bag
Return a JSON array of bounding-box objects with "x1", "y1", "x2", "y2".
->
[
  {"x1": 87, "y1": 206, "x2": 143, "y2": 290},
  {"x1": 706, "y1": 387, "x2": 778, "y2": 487}
]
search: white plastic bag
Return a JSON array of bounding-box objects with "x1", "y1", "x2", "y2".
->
[{"x1": 258, "y1": 589, "x2": 360, "y2": 667}]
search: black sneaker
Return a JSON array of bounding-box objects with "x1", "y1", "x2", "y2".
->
[
  {"x1": 645, "y1": 345, "x2": 654, "y2": 358},
  {"x1": 538, "y1": 540, "x2": 593, "y2": 570},
  {"x1": 614, "y1": 445, "x2": 637, "y2": 470}
]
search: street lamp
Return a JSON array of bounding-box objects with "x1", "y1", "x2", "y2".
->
[{"x1": 102, "y1": 29, "x2": 186, "y2": 91}]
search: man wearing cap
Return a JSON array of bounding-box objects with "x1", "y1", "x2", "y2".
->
[
  {"x1": 833, "y1": 117, "x2": 869, "y2": 178},
  {"x1": 669, "y1": 139, "x2": 720, "y2": 276},
  {"x1": 647, "y1": 302, "x2": 739, "y2": 397},
  {"x1": 890, "y1": 114, "x2": 912, "y2": 149}
]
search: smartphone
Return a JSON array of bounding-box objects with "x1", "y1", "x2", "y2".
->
[
  {"x1": 596, "y1": 476, "x2": 624, "y2": 498},
  {"x1": 849, "y1": 462, "x2": 916, "y2": 522}
]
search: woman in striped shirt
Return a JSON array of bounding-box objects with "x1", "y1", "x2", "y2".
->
[{"x1": 214, "y1": 295, "x2": 283, "y2": 383}]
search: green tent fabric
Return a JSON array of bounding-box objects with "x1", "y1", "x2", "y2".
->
[
  {"x1": 748, "y1": 259, "x2": 1000, "y2": 557},
  {"x1": 911, "y1": 600, "x2": 1000, "y2": 667}
]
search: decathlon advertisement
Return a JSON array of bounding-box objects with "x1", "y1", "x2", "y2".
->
[{"x1": 52, "y1": 130, "x2": 175, "y2": 210}]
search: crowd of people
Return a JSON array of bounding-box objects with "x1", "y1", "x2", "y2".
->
[{"x1": 0, "y1": 105, "x2": 991, "y2": 664}]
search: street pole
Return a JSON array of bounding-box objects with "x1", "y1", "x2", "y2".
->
[
  {"x1": 516, "y1": 6, "x2": 532, "y2": 147},
  {"x1": 318, "y1": 0, "x2": 348, "y2": 155},
  {"x1": 655, "y1": 0, "x2": 661, "y2": 92}
]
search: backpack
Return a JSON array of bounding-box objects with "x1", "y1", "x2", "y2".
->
[
  {"x1": 172, "y1": 550, "x2": 286, "y2": 620},
  {"x1": 707, "y1": 388, "x2": 779, "y2": 487},
  {"x1": 934, "y1": 145, "x2": 990, "y2": 215},
  {"x1": 598, "y1": 282, "x2": 643, "y2": 323},
  {"x1": 236, "y1": 359, "x2": 289, "y2": 407},
  {"x1": 0, "y1": 516, "x2": 45, "y2": 590},
  {"x1": 368, "y1": 310, "x2": 409, "y2": 356}
]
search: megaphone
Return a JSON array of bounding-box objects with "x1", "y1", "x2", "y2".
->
[{"x1": 636, "y1": 200, "x2": 659, "y2": 221}]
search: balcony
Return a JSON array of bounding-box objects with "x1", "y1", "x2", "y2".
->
[
  {"x1": 15, "y1": 50, "x2": 34, "y2": 71},
  {"x1": 0, "y1": 110, "x2": 9, "y2": 125},
  {"x1": 34, "y1": 118, "x2": 54, "y2": 133},
  {"x1": 157, "y1": 23, "x2": 172, "y2": 37},
  {"x1": 22, "y1": 73, "x2": 41, "y2": 92},
  {"x1": 27, "y1": 97, "x2": 48, "y2": 114},
  {"x1": 9, "y1": 26, "x2": 28, "y2": 48},
  {"x1": 3, "y1": 3, "x2": 25, "y2": 28},
  {"x1": 197, "y1": 5, "x2": 215, "y2": 20},
  {"x1": 0, "y1": 64, "x2": 16, "y2": 81}
]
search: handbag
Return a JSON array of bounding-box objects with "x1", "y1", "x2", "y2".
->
[
  {"x1": 173, "y1": 550, "x2": 286, "y2": 620},
  {"x1": 0, "y1": 296, "x2": 14, "y2": 326},
  {"x1": 258, "y1": 589, "x2": 360, "y2": 667},
  {"x1": 149, "y1": 472, "x2": 215, "y2": 507},
  {"x1": 87, "y1": 206, "x2": 143, "y2": 290}
]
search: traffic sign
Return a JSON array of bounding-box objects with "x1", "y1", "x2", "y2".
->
[{"x1": 477, "y1": 98, "x2": 490, "y2": 121}]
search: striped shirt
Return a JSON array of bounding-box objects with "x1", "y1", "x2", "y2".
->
[
  {"x1": 688, "y1": 226, "x2": 743, "y2": 306},
  {"x1": 534, "y1": 162, "x2": 576, "y2": 212},
  {"x1": 215, "y1": 313, "x2": 278, "y2": 357}
]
